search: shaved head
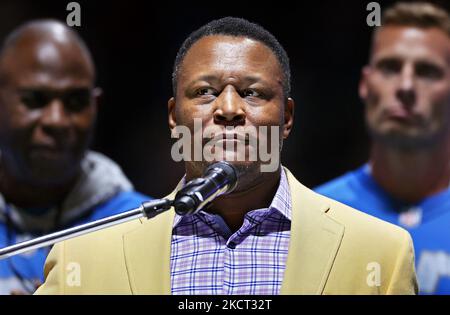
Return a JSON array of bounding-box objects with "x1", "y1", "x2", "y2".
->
[{"x1": 0, "y1": 19, "x2": 95, "y2": 86}]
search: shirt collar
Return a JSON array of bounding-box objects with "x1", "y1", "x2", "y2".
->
[{"x1": 270, "y1": 167, "x2": 292, "y2": 220}]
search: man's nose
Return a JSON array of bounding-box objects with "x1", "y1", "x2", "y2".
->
[
  {"x1": 396, "y1": 64, "x2": 416, "y2": 109},
  {"x1": 40, "y1": 99, "x2": 70, "y2": 132},
  {"x1": 213, "y1": 86, "x2": 246, "y2": 126}
]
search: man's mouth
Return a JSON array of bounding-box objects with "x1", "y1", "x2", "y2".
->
[
  {"x1": 383, "y1": 107, "x2": 419, "y2": 123},
  {"x1": 204, "y1": 133, "x2": 255, "y2": 146},
  {"x1": 29, "y1": 145, "x2": 68, "y2": 160}
]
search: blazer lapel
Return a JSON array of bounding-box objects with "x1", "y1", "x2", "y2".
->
[
  {"x1": 122, "y1": 210, "x2": 174, "y2": 294},
  {"x1": 122, "y1": 188, "x2": 180, "y2": 294},
  {"x1": 281, "y1": 168, "x2": 345, "y2": 294}
]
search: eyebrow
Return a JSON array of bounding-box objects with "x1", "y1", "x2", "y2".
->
[
  {"x1": 373, "y1": 55, "x2": 446, "y2": 69},
  {"x1": 187, "y1": 74, "x2": 270, "y2": 87},
  {"x1": 17, "y1": 85, "x2": 93, "y2": 92}
]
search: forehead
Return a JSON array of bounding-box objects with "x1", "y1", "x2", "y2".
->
[
  {"x1": 371, "y1": 26, "x2": 450, "y2": 65},
  {"x1": 0, "y1": 35, "x2": 94, "y2": 88},
  {"x1": 179, "y1": 35, "x2": 283, "y2": 83}
]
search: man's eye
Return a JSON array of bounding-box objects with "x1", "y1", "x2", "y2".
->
[
  {"x1": 377, "y1": 60, "x2": 402, "y2": 75},
  {"x1": 196, "y1": 88, "x2": 216, "y2": 96},
  {"x1": 242, "y1": 89, "x2": 260, "y2": 97},
  {"x1": 416, "y1": 63, "x2": 444, "y2": 80},
  {"x1": 63, "y1": 90, "x2": 91, "y2": 111},
  {"x1": 20, "y1": 91, "x2": 49, "y2": 109}
]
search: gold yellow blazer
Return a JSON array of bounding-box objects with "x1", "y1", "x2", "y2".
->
[{"x1": 35, "y1": 168, "x2": 418, "y2": 294}]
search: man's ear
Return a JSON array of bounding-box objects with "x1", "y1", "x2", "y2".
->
[
  {"x1": 168, "y1": 97, "x2": 177, "y2": 131},
  {"x1": 283, "y1": 97, "x2": 295, "y2": 139},
  {"x1": 359, "y1": 66, "x2": 371, "y2": 101}
]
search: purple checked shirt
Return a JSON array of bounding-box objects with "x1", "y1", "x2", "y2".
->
[{"x1": 170, "y1": 169, "x2": 292, "y2": 295}]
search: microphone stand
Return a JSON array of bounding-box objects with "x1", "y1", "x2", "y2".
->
[
  {"x1": 0, "y1": 160, "x2": 238, "y2": 260},
  {"x1": 0, "y1": 198, "x2": 173, "y2": 260}
]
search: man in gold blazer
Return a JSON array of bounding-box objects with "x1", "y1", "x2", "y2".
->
[{"x1": 36, "y1": 17, "x2": 417, "y2": 295}]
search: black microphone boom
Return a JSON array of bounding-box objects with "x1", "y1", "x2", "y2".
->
[
  {"x1": 0, "y1": 161, "x2": 239, "y2": 260},
  {"x1": 173, "y1": 161, "x2": 238, "y2": 215}
]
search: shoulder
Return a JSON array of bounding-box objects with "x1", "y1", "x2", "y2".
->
[
  {"x1": 314, "y1": 166, "x2": 364, "y2": 199},
  {"x1": 90, "y1": 191, "x2": 151, "y2": 219},
  {"x1": 99, "y1": 190, "x2": 151, "y2": 210},
  {"x1": 314, "y1": 173, "x2": 354, "y2": 194},
  {"x1": 285, "y1": 168, "x2": 417, "y2": 293},
  {"x1": 52, "y1": 201, "x2": 174, "y2": 259},
  {"x1": 323, "y1": 191, "x2": 409, "y2": 244},
  {"x1": 287, "y1": 167, "x2": 410, "y2": 249},
  {"x1": 325, "y1": 195, "x2": 417, "y2": 293}
]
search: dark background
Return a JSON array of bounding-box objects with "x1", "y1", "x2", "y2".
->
[{"x1": 1, "y1": 0, "x2": 449, "y2": 197}]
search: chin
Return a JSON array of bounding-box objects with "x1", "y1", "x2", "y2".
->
[
  {"x1": 26, "y1": 164, "x2": 79, "y2": 187},
  {"x1": 370, "y1": 128, "x2": 439, "y2": 151},
  {"x1": 217, "y1": 159, "x2": 259, "y2": 171},
  {"x1": 187, "y1": 159, "x2": 260, "y2": 179}
]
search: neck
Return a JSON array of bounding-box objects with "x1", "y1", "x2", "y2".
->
[
  {"x1": 186, "y1": 163, "x2": 281, "y2": 233},
  {"x1": 211, "y1": 170, "x2": 280, "y2": 232},
  {"x1": 370, "y1": 141, "x2": 450, "y2": 204},
  {"x1": 0, "y1": 166, "x2": 78, "y2": 210}
]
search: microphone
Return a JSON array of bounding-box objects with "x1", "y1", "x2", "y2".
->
[{"x1": 173, "y1": 161, "x2": 239, "y2": 215}]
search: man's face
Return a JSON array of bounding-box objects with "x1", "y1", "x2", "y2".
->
[
  {"x1": 169, "y1": 35, "x2": 294, "y2": 185},
  {"x1": 360, "y1": 26, "x2": 450, "y2": 150},
  {"x1": 0, "y1": 37, "x2": 98, "y2": 186}
]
